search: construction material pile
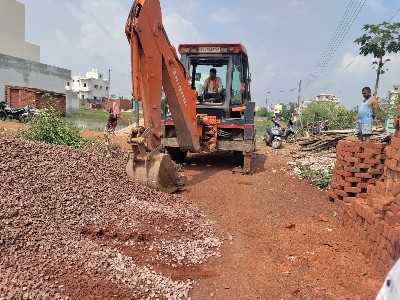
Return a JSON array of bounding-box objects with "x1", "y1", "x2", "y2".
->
[
  {"x1": 298, "y1": 131, "x2": 351, "y2": 151},
  {"x1": 0, "y1": 137, "x2": 221, "y2": 299},
  {"x1": 298, "y1": 130, "x2": 391, "y2": 152}
]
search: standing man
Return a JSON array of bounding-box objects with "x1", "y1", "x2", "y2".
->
[
  {"x1": 355, "y1": 87, "x2": 382, "y2": 143},
  {"x1": 202, "y1": 68, "x2": 223, "y2": 102}
]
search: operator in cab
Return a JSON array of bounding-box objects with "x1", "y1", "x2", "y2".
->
[{"x1": 202, "y1": 68, "x2": 223, "y2": 103}]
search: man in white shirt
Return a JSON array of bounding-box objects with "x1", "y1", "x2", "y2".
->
[{"x1": 376, "y1": 258, "x2": 400, "y2": 300}]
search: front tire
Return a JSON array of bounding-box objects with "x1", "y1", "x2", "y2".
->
[
  {"x1": 271, "y1": 138, "x2": 282, "y2": 149},
  {"x1": 166, "y1": 147, "x2": 188, "y2": 163},
  {"x1": 0, "y1": 111, "x2": 6, "y2": 121}
]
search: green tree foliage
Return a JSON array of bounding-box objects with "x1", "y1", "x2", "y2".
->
[
  {"x1": 22, "y1": 110, "x2": 93, "y2": 150},
  {"x1": 255, "y1": 107, "x2": 273, "y2": 118},
  {"x1": 354, "y1": 22, "x2": 400, "y2": 95},
  {"x1": 380, "y1": 93, "x2": 400, "y2": 119},
  {"x1": 281, "y1": 102, "x2": 298, "y2": 120},
  {"x1": 300, "y1": 102, "x2": 356, "y2": 130}
]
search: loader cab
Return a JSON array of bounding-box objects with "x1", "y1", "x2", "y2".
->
[{"x1": 178, "y1": 43, "x2": 251, "y2": 119}]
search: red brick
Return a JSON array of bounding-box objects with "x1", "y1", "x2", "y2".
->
[
  {"x1": 345, "y1": 176, "x2": 362, "y2": 183},
  {"x1": 385, "y1": 211, "x2": 400, "y2": 226},
  {"x1": 391, "y1": 137, "x2": 400, "y2": 149},
  {"x1": 344, "y1": 167, "x2": 361, "y2": 173},
  {"x1": 356, "y1": 152, "x2": 374, "y2": 159},
  {"x1": 336, "y1": 170, "x2": 353, "y2": 177},
  {"x1": 344, "y1": 156, "x2": 360, "y2": 163},
  {"x1": 368, "y1": 169, "x2": 384, "y2": 175},
  {"x1": 333, "y1": 189, "x2": 348, "y2": 197},
  {"x1": 355, "y1": 173, "x2": 373, "y2": 179},
  {"x1": 364, "y1": 158, "x2": 384, "y2": 164},
  {"x1": 344, "y1": 186, "x2": 362, "y2": 193}
]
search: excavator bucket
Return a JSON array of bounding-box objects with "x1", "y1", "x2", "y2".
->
[{"x1": 126, "y1": 152, "x2": 186, "y2": 193}]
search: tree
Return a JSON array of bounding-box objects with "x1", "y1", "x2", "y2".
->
[
  {"x1": 255, "y1": 107, "x2": 273, "y2": 118},
  {"x1": 300, "y1": 102, "x2": 356, "y2": 131},
  {"x1": 281, "y1": 102, "x2": 297, "y2": 121},
  {"x1": 354, "y1": 22, "x2": 400, "y2": 96}
]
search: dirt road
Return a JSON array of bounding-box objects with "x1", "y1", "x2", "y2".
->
[
  {"x1": 179, "y1": 149, "x2": 382, "y2": 300},
  {"x1": 0, "y1": 120, "x2": 384, "y2": 299}
]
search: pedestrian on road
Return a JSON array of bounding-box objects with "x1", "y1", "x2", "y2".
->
[
  {"x1": 106, "y1": 102, "x2": 120, "y2": 134},
  {"x1": 355, "y1": 87, "x2": 382, "y2": 143}
]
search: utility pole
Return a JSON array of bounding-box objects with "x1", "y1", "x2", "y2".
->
[
  {"x1": 297, "y1": 80, "x2": 302, "y2": 111},
  {"x1": 297, "y1": 80, "x2": 305, "y2": 136},
  {"x1": 108, "y1": 69, "x2": 111, "y2": 99}
]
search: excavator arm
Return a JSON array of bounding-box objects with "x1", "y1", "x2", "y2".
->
[
  {"x1": 125, "y1": 0, "x2": 200, "y2": 152},
  {"x1": 124, "y1": 0, "x2": 201, "y2": 192}
]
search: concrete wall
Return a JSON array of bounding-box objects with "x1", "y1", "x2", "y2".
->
[
  {"x1": 0, "y1": 53, "x2": 69, "y2": 95},
  {"x1": 0, "y1": 0, "x2": 40, "y2": 62},
  {"x1": 66, "y1": 90, "x2": 79, "y2": 114},
  {"x1": 0, "y1": 53, "x2": 78, "y2": 113}
]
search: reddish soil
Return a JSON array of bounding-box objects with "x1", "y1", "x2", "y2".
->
[{"x1": 0, "y1": 120, "x2": 384, "y2": 299}]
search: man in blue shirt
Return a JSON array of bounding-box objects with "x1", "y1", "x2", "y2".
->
[{"x1": 355, "y1": 87, "x2": 382, "y2": 143}]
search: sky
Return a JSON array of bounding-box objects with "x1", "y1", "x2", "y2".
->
[{"x1": 17, "y1": 0, "x2": 400, "y2": 108}]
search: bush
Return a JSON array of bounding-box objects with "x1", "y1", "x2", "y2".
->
[
  {"x1": 299, "y1": 165, "x2": 332, "y2": 189},
  {"x1": 300, "y1": 102, "x2": 357, "y2": 130},
  {"x1": 21, "y1": 110, "x2": 93, "y2": 150}
]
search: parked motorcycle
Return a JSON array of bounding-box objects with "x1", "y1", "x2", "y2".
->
[
  {"x1": 284, "y1": 119, "x2": 298, "y2": 143},
  {"x1": 20, "y1": 105, "x2": 38, "y2": 123},
  {"x1": 4, "y1": 104, "x2": 37, "y2": 123},
  {"x1": 263, "y1": 119, "x2": 283, "y2": 149},
  {"x1": 0, "y1": 101, "x2": 6, "y2": 121}
]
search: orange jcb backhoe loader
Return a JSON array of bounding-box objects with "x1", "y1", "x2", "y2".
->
[{"x1": 125, "y1": 0, "x2": 256, "y2": 193}]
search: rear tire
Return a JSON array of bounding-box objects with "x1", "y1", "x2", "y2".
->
[
  {"x1": 286, "y1": 133, "x2": 296, "y2": 143},
  {"x1": 0, "y1": 111, "x2": 6, "y2": 121},
  {"x1": 166, "y1": 147, "x2": 188, "y2": 163}
]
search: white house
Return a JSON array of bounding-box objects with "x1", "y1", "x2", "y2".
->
[
  {"x1": 67, "y1": 69, "x2": 110, "y2": 101},
  {"x1": 302, "y1": 93, "x2": 340, "y2": 108}
]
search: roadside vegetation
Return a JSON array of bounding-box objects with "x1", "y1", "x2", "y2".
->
[
  {"x1": 65, "y1": 109, "x2": 140, "y2": 131},
  {"x1": 21, "y1": 110, "x2": 93, "y2": 150},
  {"x1": 299, "y1": 165, "x2": 333, "y2": 189}
]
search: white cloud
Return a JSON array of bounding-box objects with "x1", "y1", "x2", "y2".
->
[
  {"x1": 54, "y1": 29, "x2": 69, "y2": 45},
  {"x1": 289, "y1": 0, "x2": 309, "y2": 14},
  {"x1": 163, "y1": 13, "x2": 201, "y2": 45},
  {"x1": 336, "y1": 53, "x2": 376, "y2": 80},
  {"x1": 365, "y1": 0, "x2": 386, "y2": 13},
  {"x1": 64, "y1": 0, "x2": 127, "y2": 55},
  {"x1": 210, "y1": 9, "x2": 239, "y2": 25}
]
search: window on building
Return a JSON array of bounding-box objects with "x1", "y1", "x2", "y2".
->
[
  {"x1": 100, "y1": 86, "x2": 102, "y2": 90},
  {"x1": 67, "y1": 82, "x2": 70, "y2": 86},
  {"x1": 84, "y1": 83, "x2": 87, "y2": 87},
  {"x1": 81, "y1": 95, "x2": 85, "y2": 99},
  {"x1": 72, "y1": 80, "x2": 75, "y2": 83},
  {"x1": 100, "y1": 75, "x2": 102, "y2": 79},
  {"x1": 106, "y1": 87, "x2": 109, "y2": 91},
  {"x1": 94, "y1": 96, "x2": 97, "y2": 100},
  {"x1": 94, "y1": 85, "x2": 98, "y2": 89}
]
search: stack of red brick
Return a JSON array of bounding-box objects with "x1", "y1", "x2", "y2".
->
[
  {"x1": 341, "y1": 107, "x2": 400, "y2": 275},
  {"x1": 328, "y1": 140, "x2": 385, "y2": 203}
]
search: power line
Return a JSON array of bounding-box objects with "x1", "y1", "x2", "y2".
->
[
  {"x1": 110, "y1": 69, "x2": 130, "y2": 77},
  {"x1": 303, "y1": 0, "x2": 366, "y2": 89},
  {"x1": 388, "y1": 8, "x2": 400, "y2": 22},
  {"x1": 330, "y1": 7, "x2": 400, "y2": 74}
]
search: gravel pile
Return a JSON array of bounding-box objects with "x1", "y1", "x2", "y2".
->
[
  {"x1": 0, "y1": 137, "x2": 221, "y2": 299},
  {"x1": 287, "y1": 151, "x2": 336, "y2": 175}
]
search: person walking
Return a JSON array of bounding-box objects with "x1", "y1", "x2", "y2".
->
[
  {"x1": 355, "y1": 87, "x2": 382, "y2": 143},
  {"x1": 106, "y1": 102, "x2": 121, "y2": 134}
]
